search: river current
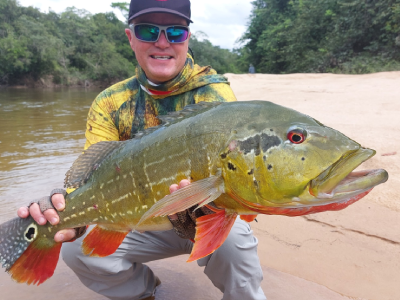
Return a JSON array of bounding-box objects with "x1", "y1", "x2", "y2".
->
[{"x1": 0, "y1": 88, "x2": 102, "y2": 222}]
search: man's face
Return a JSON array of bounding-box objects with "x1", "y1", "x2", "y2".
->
[{"x1": 125, "y1": 13, "x2": 191, "y2": 84}]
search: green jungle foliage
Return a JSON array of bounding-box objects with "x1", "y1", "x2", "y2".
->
[
  {"x1": 1, "y1": 0, "x2": 399, "y2": 85},
  {"x1": 0, "y1": 0, "x2": 244, "y2": 86},
  {"x1": 0, "y1": 0, "x2": 135, "y2": 85},
  {"x1": 241, "y1": 0, "x2": 400, "y2": 73},
  {"x1": 189, "y1": 32, "x2": 242, "y2": 74}
]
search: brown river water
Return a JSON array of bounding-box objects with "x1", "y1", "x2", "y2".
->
[{"x1": 0, "y1": 88, "x2": 101, "y2": 223}]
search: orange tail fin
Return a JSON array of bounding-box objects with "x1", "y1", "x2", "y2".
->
[
  {"x1": 188, "y1": 206, "x2": 237, "y2": 262},
  {"x1": 9, "y1": 241, "x2": 61, "y2": 285},
  {"x1": 0, "y1": 217, "x2": 61, "y2": 285},
  {"x1": 82, "y1": 225, "x2": 128, "y2": 257}
]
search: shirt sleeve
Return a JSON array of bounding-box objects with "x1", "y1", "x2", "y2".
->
[
  {"x1": 193, "y1": 82, "x2": 237, "y2": 104},
  {"x1": 66, "y1": 92, "x2": 120, "y2": 194},
  {"x1": 84, "y1": 92, "x2": 120, "y2": 150}
]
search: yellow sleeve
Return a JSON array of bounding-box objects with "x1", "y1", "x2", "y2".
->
[
  {"x1": 194, "y1": 82, "x2": 237, "y2": 104},
  {"x1": 84, "y1": 92, "x2": 120, "y2": 150}
]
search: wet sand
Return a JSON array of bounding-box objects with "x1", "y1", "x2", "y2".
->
[{"x1": 1, "y1": 72, "x2": 399, "y2": 299}]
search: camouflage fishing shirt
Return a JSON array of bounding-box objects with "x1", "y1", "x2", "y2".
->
[{"x1": 84, "y1": 54, "x2": 237, "y2": 150}]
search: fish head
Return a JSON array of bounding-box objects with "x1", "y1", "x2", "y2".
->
[{"x1": 220, "y1": 102, "x2": 388, "y2": 216}]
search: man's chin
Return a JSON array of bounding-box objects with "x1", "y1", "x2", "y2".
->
[{"x1": 146, "y1": 68, "x2": 179, "y2": 83}]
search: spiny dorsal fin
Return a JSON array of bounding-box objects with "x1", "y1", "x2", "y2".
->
[
  {"x1": 65, "y1": 141, "x2": 124, "y2": 189},
  {"x1": 132, "y1": 101, "x2": 223, "y2": 140},
  {"x1": 158, "y1": 101, "x2": 222, "y2": 126}
]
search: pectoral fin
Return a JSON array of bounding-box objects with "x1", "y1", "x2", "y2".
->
[
  {"x1": 187, "y1": 205, "x2": 237, "y2": 262},
  {"x1": 137, "y1": 175, "x2": 225, "y2": 226}
]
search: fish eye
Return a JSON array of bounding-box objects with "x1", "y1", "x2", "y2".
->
[{"x1": 287, "y1": 129, "x2": 306, "y2": 144}]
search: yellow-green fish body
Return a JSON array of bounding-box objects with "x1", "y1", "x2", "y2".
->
[{"x1": 0, "y1": 101, "x2": 388, "y2": 285}]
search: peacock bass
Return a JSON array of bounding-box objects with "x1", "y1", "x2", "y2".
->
[{"x1": 0, "y1": 101, "x2": 388, "y2": 285}]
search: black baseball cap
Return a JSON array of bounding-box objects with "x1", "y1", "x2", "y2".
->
[{"x1": 128, "y1": 0, "x2": 193, "y2": 24}]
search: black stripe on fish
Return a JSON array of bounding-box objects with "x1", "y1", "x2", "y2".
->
[{"x1": 238, "y1": 133, "x2": 281, "y2": 156}]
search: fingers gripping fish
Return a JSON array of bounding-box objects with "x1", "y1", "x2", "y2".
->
[{"x1": 0, "y1": 101, "x2": 388, "y2": 285}]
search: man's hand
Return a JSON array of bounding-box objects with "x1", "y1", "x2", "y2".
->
[
  {"x1": 168, "y1": 179, "x2": 191, "y2": 221},
  {"x1": 17, "y1": 193, "x2": 77, "y2": 242},
  {"x1": 168, "y1": 179, "x2": 215, "y2": 241}
]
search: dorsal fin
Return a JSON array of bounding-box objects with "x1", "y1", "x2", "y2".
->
[
  {"x1": 64, "y1": 141, "x2": 124, "y2": 189},
  {"x1": 65, "y1": 102, "x2": 222, "y2": 188},
  {"x1": 132, "y1": 101, "x2": 222, "y2": 140}
]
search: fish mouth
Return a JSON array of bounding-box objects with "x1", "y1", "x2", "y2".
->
[
  {"x1": 308, "y1": 148, "x2": 388, "y2": 204},
  {"x1": 233, "y1": 148, "x2": 388, "y2": 217}
]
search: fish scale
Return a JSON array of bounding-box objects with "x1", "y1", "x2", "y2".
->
[{"x1": 0, "y1": 101, "x2": 388, "y2": 285}]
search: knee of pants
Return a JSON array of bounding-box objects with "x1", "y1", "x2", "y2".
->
[
  {"x1": 198, "y1": 218, "x2": 260, "y2": 269},
  {"x1": 215, "y1": 219, "x2": 258, "y2": 260},
  {"x1": 198, "y1": 218, "x2": 263, "y2": 292},
  {"x1": 61, "y1": 240, "x2": 84, "y2": 271}
]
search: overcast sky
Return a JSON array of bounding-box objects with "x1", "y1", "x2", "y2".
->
[{"x1": 17, "y1": 0, "x2": 254, "y2": 50}]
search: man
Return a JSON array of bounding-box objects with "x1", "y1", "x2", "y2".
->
[{"x1": 17, "y1": 1, "x2": 266, "y2": 299}]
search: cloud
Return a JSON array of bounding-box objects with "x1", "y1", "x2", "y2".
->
[{"x1": 18, "y1": 0, "x2": 253, "y2": 49}]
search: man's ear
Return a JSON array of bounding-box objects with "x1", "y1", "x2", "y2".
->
[
  {"x1": 125, "y1": 28, "x2": 136, "y2": 52},
  {"x1": 125, "y1": 28, "x2": 133, "y2": 43}
]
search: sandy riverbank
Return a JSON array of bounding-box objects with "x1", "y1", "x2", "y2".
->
[{"x1": 1, "y1": 72, "x2": 399, "y2": 300}]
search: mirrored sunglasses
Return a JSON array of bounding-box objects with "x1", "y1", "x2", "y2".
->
[{"x1": 129, "y1": 23, "x2": 190, "y2": 44}]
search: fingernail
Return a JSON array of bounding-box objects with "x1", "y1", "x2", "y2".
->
[
  {"x1": 39, "y1": 217, "x2": 46, "y2": 224},
  {"x1": 55, "y1": 203, "x2": 64, "y2": 210},
  {"x1": 51, "y1": 217, "x2": 58, "y2": 225},
  {"x1": 59, "y1": 234, "x2": 64, "y2": 242}
]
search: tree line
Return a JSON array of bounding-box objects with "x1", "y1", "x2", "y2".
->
[
  {"x1": 0, "y1": 0, "x2": 399, "y2": 86},
  {"x1": 240, "y1": 0, "x2": 400, "y2": 74}
]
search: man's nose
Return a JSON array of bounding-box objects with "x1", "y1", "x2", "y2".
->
[{"x1": 155, "y1": 30, "x2": 170, "y2": 48}]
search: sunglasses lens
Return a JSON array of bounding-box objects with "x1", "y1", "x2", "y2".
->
[
  {"x1": 134, "y1": 24, "x2": 160, "y2": 42},
  {"x1": 166, "y1": 26, "x2": 189, "y2": 43}
]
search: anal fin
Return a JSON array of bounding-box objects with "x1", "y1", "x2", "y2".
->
[
  {"x1": 240, "y1": 214, "x2": 258, "y2": 223},
  {"x1": 82, "y1": 226, "x2": 128, "y2": 257},
  {"x1": 187, "y1": 206, "x2": 237, "y2": 262}
]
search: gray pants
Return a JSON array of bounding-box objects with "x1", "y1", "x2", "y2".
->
[{"x1": 61, "y1": 218, "x2": 266, "y2": 300}]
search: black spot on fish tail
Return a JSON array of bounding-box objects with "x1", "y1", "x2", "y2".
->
[
  {"x1": 248, "y1": 169, "x2": 254, "y2": 175},
  {"x1": 25, "y1": 227, "x2": 35, "y2": 240},
  {"x1": 302, "y1": 157, "x2": 305, "y2": 161},
  {"x1": 228, "y1": 162, "x2": 237, "y2": 171},
  {"x1": 260, "y1": 133, "x2": 281, "y2": 152},
  {"x1": 268, "y1": 164, "x2": 273, "y2": 170}
]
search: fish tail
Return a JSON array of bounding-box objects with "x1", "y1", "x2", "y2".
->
[{"x1": 0, "y1": 217, "x2": 61, "y2": 285}]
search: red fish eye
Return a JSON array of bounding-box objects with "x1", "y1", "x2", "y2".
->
[{"x1": 287, "y1": 131, "x2": 305, "y2": 144}]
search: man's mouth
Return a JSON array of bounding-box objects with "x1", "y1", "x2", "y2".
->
[{"x1": 151, "y1": 55, "x2": 173, "y2": 60}]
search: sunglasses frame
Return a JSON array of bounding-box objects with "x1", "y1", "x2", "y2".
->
[{"x1": 129, "y1": 23, "x2": 190, "y2": 44}]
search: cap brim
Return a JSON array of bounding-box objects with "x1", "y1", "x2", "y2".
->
[{"x1": 128, "y1": 8, "x2": 193, "y2": 23}]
